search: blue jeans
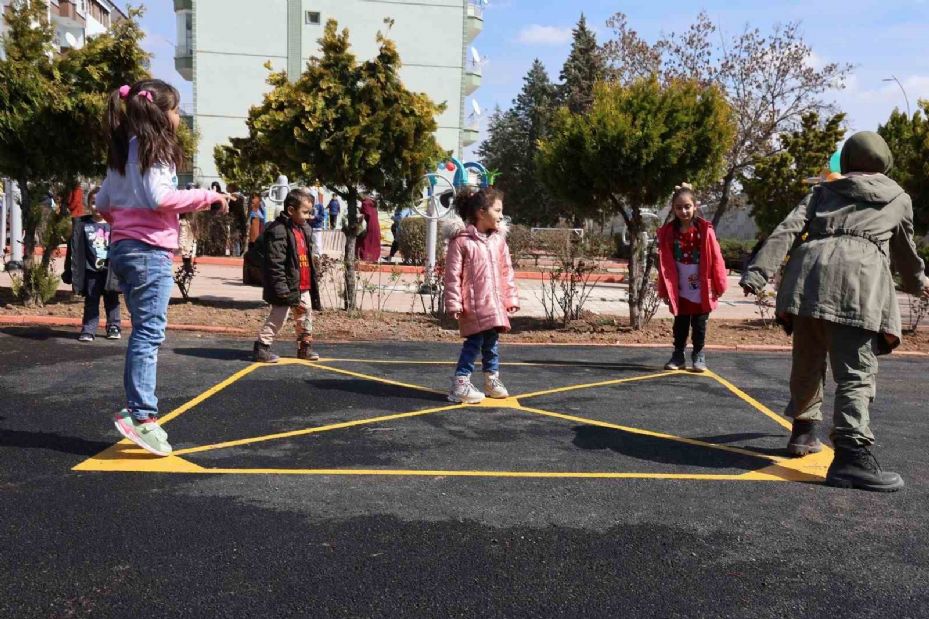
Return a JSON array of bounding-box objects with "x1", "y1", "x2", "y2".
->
[
  {"x1": 109, "y1": 240, "x2": 174, "y2": 421},
  {"x1": 81, "y1": 270, "x2": 121, "y2": 335},
  {"x1": 455, "y1": 329, "x2": 500, "y2": 376}
]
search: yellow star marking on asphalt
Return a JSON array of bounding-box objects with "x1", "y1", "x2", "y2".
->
[{"x1": 73, "y1": 357, "x2": 831, "y2": 482}]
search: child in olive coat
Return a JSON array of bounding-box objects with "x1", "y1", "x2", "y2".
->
[{"x1": 741, "y1": 131, "x2": 928, "y2": 492}]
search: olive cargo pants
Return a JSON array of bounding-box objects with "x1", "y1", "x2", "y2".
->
[{"x1": 785, "y1": 315, "x2": 879, "y2": 448}]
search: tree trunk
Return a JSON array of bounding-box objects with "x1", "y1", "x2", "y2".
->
[
  {"x1": 626, "y1": 221, "x2": 646, "y2": 330},
  {"x1": 342, "y1": 192, "x2": 359, "y2": 310},
  {"x1": 711, "y1": 169, "x2": 736, "y2": 228},
  {"x1": 17, "y1": 178, "x2": 40, "y2": 307}
]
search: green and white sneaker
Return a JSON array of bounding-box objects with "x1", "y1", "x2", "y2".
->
[{"x1": 114, "y1": 409, "x2": 173, "y2": 457}]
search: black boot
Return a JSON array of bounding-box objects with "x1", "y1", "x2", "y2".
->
[
  {"x1": 825, "y1": 445, "x2": 904, "y2": 492},
  {"x1": 786, "y1": 420, "x2": 822, "y2": 457},
  {"x1": 252, "y1": 341, "x2": 279, "y2": 364}
]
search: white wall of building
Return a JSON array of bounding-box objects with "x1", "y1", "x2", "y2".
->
[{"x1": 188, "y1": 0, "x2": 469, "y2": 186}]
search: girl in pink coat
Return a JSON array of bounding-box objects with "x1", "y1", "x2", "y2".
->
[
  {"x1": 443, "y1": 187, "x2": 520, "y2": 404},
  {"x1": 656, "y1": 183, "x2": 728, "y2": 372}
]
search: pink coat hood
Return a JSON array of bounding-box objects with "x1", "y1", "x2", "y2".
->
[{"x1": 442, "y1": 217, "x2": 520, "y2": 337}]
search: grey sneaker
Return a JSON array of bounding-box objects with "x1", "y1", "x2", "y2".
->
[
  {"x1": 253, "y1": 341, "x2": 279, "y2": 363},
  {"x1": 113, "y1": 409, "x2": 172, "y2": 457},
  {"x1": 691, "y1": 350, "x2": 707, "y2": 373},
  {"x1": 664, "y1": 349, "x2": 686, "y2": 370},
  {"x1": 106, "y1": 325, "x2": 121, "y2": 340},
  {"x1": 483, "y1": 372, "x2": 509, "y2": 398},
  {"x1": 448, "y1": 375, "x2": 485, "y2": 404},
  {"x1": 78, "y1": 332, "x2": 94, "y2": 342}
]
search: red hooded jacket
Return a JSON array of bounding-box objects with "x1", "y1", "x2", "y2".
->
[{"x1": 656, "y1": 217, "x2": 728, "y2": 315}]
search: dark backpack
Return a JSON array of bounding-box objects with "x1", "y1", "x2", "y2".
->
[{"x1": 242, "y1": 233, "x2": 267, "y2": 287}]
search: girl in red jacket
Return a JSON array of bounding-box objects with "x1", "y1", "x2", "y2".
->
[
  {"x1": 443, "y1": 187, "x2": 520, "y2": 404},
  {"x1": 656, "y1": 184, "x2": 728, "y2": 372}
]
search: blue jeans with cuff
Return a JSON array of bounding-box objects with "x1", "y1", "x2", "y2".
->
[
  {"x1": 455, "y1": 329, "x2": 500, "y2": 376},
  {"x1": 109, "y1": 239, "x2": 174, "y2": 421}
]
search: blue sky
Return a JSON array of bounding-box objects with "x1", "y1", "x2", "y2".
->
[{"x1": 140, "y1": 0, "x2": 929, "y2": 157}]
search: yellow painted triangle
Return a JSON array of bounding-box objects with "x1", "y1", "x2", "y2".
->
[
  {"x1": 72, "y1": 441, "x2": 206, "y2": 473},
  {"x1": 741, "y1": 446, "x2": 833, "y2": 483}
]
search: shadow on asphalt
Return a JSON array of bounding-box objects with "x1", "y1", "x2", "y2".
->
[
  {"x1": 303, "y1": 378, "x2": 444, "y2": 402},
  {"x1": 691, "y1": 432, "x2": 787, "y2": 457},
  {"x1": 571, "y1": 425, "x2": 770, "y2": 470},
  {"x1": 1, "y1": 327, "x2": 76, "y2": 341},
  {"x1": 519, "y1": 359, "x2": 657, "y2": 372},
  {"x1": 0, "y1": 428, "x2": 112, "y2": 456},
  {"x1": 173, "y1": 347, "x2": 254, "y2": 362}
]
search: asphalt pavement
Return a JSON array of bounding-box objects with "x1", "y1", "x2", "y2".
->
[{"x1": 1, "y1": 327, "x2": 927, "y2": 617}]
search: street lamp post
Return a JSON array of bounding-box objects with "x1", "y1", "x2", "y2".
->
[{"x1": 883, "y1": 75, "x2": 911, "y2": 117}]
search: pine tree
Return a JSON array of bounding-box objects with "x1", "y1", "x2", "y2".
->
[
  {"x1": 559, "y1": 14, "x2": 606, "y2": 114},
  {"x1": 878, "y1": 105, "x2": 929, "y2": 236},
  {"x1": 478, "y1": 60, "x2": 561, "y2": 225}
]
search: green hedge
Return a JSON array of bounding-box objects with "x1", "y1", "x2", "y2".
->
[{"x1": 718, "y1": 238, "x2": 754, "y2": 272}]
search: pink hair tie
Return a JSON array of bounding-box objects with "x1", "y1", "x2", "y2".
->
[
  {"x1": 137, "y1": 90, "x2": 153, "y2": 102},
  {"x1": 118, "y1": 84, "x2": 131, "y2": 99}
]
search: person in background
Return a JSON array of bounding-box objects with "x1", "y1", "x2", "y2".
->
[
  {"x1": 388, "y1": 204, "x2": 412, "y2": 263},
  {"x1": 66, "y1": 180, "x2": 85, "y2": 219},
  {"x1": 62, "y1": 203, "x2": 121, "y2": 342},
  {"x1": 327, "y1": 195, "x2": 341, "y2": 230},
  {"x1": 355, "y1": 194, "x2": 382, "y2": 262}
]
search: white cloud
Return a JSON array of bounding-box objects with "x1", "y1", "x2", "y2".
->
[{"x1": 516, "y1": 25, "x2": 572, "y2": 46}]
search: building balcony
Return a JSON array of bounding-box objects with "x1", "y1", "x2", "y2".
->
[
  {"x1": 461, "y1": 126, "x2": 479, "y2": 147},
  {"x1": 463, "y1": 65, "x2": 482, "y2": 95},
  {"x1": 173, "y1": 0, "x2": 193, "y2": 11},
  {"x1": 57, "y1": 0, "x2": 87, "y2": 28},
  {"x1": 175, "y1": 42, "x2": 193, "y2": 81},
  {"x1": 465, "y1": 2, "x2": 483, "y2": 41}
]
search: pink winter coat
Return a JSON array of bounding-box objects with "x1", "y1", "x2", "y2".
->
[
  {"x1": 656, "y1": 217, "x2": 728, "y2": 315},
  {"x1": 443, "y1": 220, "x2": 520, "y2": 337}
]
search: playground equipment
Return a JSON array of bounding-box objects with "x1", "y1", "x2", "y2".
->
[{"x1": 412, "y1": 158, "x2": 491, "y2": 285}]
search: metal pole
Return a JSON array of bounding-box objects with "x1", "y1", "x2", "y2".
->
[
  {"x1": 0, "y1": 179, "x2": 8, "y2": 271},
  {"x1": 425, "y1": 192, "x2": 438, "y2": 285},
  {"x1": 883, "y1": 75, "x2": 911, "y2": 117},
  {"x1": 9, "y1": 180, "x2": 23, "y2": 269}
]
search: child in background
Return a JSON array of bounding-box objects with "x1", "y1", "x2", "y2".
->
[
  {"x1": 741, "y1": 131, "x2": 929, "y2": 492},
  {"x1": 656, "y1": 183, "x2": 728, "y2": 372},
  {"x1": 252, "y1": 188, "x2": 319, "y2": 363},
  {"x1": 443, "y1": 187, "x2": 519, "y2": 404},
  {"x1": 96, "y1": 79, "x2": 230, "y2": 457},
  {"x1": 62, "y1": 203, "x2": 121, "y2": 341}
]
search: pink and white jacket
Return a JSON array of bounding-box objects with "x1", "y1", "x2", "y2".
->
[
  {"x1": 95, "y1": 137, "x2": 222, "y2": 250},
  {"x1": 443, "y1": 218, "x2": 520, "y2": 337}
]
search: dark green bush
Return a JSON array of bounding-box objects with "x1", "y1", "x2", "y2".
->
[
  {"x1": 397, "y1": 217, "x2": 427, "y2": 264},
  {"x1": 718, "y1": 238, "x2": 754, "y2": 272}
]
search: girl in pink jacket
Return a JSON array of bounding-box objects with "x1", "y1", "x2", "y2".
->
[
  {"x1": 443, "y1": 187, "x2": 520, "y2": 404},
  {"x1": 656, "y1": 184, "x2": 728, "y2": 373}
]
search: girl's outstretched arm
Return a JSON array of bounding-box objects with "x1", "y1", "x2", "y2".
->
[{"x1": 141, "y1": 164, "x2": 223, "y2": 213}]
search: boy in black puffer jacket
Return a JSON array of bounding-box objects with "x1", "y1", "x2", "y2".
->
[{"x1": 252, "y1": 188, "x2": 320, "y2": 363}]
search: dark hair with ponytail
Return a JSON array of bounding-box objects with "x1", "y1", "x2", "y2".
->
[
  {"x1": 107, "y1": 79, "x2": 184, "y2": 175},
  {"x1": 455, "y1": 186, "x2": 503, "y2": 224}
]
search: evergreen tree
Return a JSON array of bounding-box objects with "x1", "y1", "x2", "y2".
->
[
  {"x1": 743, "y1": 112, "x2": 845, "y2": 235},
  {"x1": 878, "y1": 104, "x2": 929, "y2": 236},
  {"x1": 478, "y1": 60, "x2": 560, "y2": 225},
  {"x1": 559, "y1": 14, "x2": 606, "y2": 114}
]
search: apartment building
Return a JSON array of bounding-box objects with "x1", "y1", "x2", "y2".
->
[
  {"x1": 0, "y1": 0, "x2": 126, "y2": 57},
  {"x1": 173, "y1": 0, "x2": 485, "y2": 186}
]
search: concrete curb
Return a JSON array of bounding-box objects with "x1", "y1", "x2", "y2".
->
[{"x1": 1, "y1": 314, "x2": 926, "y2": 356}]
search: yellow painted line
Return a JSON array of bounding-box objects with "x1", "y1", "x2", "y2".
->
[
  {"x1": 172, "y1": 403, "x2": 465, "y2": 455},
  {"x1": 708, "y1": 371, "x2": 792, "y2": 430},
  {"x1": 291, "y1": 359, "x2": 446, "y2": 396},
  {"x1": 515, "y1": 404, "x2": 784, "y2": 462},
  {"x1": 516, "y1": 370, "x2": 683, "y2": 400},
  {"x1": 159, "y1": 362, "x2": 265, "y2": 425}
]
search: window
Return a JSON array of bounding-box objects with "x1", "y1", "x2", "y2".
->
[{"x1": 305, "y1": 11, "x2": 320, "y2": 25}]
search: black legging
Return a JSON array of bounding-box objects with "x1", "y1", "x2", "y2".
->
[{"x1": 673, "y1": 313, "x2": 709, "y2": 353}]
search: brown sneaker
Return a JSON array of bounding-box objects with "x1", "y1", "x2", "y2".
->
[
  {"x1": 297, "y1": 339, "x2": 319, "y2": 361},
  {"x1": 786, "y1": 420, "x2": 822, "y2": 456}
]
